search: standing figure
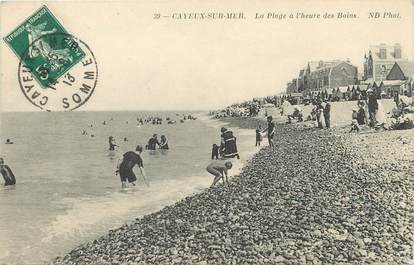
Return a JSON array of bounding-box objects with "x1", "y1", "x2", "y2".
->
[
  {"x1": 108, "y1": 136, "x2": 118, "y2": 151},
  {"x1": 159, "y1": 135, "x2": 169, "y2": 150},
  {"x1": 220, "y1": 128, "x2": 240, "y2": 159},
  {"x1": 147, "y1": 134, "x2": 159, "y2": 150},
  {"x1": 323, "y1": 101, "x2": 331, "y2": 129},
  {"x1": 262, "y1": 116, "x2": 275, "y2": 150},
  {"x1": 316, "y1": 101, "x2": 324, "y2": 129},
  {"x1": 211, "y1": 144, "x2": 219, "y2": 159},
  {"x1": 116, "y1": 145, "x2": 148, "y2": 188},
  {"x1": 0, "y1": 158, "x2": 16, "y2": 186},
  {"x1": 367, "y1": 89, "x2": 378, "y2": 127},
  {"x1": 255, "y1": 129, "x2": 262, "y2": 146}
]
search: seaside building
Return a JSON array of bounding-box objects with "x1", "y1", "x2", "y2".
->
[
  {"x1": 362, "y1": 43, "x2": 408, "y2": 82},
  {"x1": 384, "y1": 61, "x2": 414, "y2": 96},
  {"x1": 286, "y1": 79, "x2": 299, "y2": 94},
  {"x1": 287, "y1": 60, "x2": 358, "y2": 98}
]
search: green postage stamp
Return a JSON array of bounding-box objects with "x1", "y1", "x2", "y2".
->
[
  {"x1": 3, "y1": 5, "x2": 98, "y2": 111},
  {"x1": 4, "y1": 5, "x2": 86, "y2": 88}
]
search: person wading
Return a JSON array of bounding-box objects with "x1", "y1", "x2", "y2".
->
[
  {"x1": 116, "y1": 145, "x2": 148, "y2": 188},
  {"x1": 147, "y1": 134, "x2": 160, "y2": 150},
  {"x1": 0, "y1": 158, "x2": 16, "y2": 186}
]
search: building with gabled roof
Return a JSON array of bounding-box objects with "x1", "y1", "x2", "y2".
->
[
  {"x1": 363, "y1": 43, "x2": 408, "y2": 82},
  {"x1": 287, "y1": 60, "x2": 358, "y2": 95},
  {"x1": 386, "y1": 61, "x2": 414, "y2": 80},
  {"x1": 385, "y1": 61, "x2": 414, "y2": 96},
  {"x1": 306, "y1": 60, "x2": 358, "y2": 91}
]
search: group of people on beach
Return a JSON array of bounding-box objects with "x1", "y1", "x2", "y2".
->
[
  {"x1": 207, "y1": 116, "x2": 277, "y2": 187},
  {"x1": 116, "y1": 125, "x2": 239, "y2": 189},
  {"x1": 211, "y1": 127, "x2": 240, "y2": 160},
  {"x1": 350, "y1": 88, "x2": 381, "y2": 132},
  {"x1": 350, "y1": 88, "x2": 414, "y2": 132},
  {"x1": 207, "y1": 126, "x2": 240, "y2": 187}
]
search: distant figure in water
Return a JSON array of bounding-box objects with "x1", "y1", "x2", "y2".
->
[
  {"x1": 116, "y1": 145, "x2": 148, "y2": 188},
  {"x1": 0, "y1": 158, "x2": 16, "y2": 186},
  {"x1": 109, "y1": 136, "x2": 118, "y2": 151},
  {"x1": 211, "y1": 144, "x2": 219, "y2": 159},
  {"x1": 146, "y1": 134, "x2": 159, "y2": 150},
  {"x1": 5, "y1": 139, "x2": 13, "y2": 144},
  {"x1": 159, "y1": 135, "x2": 169, "y2": 150},
  {"x1": 91, "y1": 134, "x2": 95, "y2": 138},
  {"x1": 81, "y1": 130, "x2": 87, "y2": 136},
  {"x1": 206, "y1": 161, "x2": 232, "y2": 187},
  {"x1": 124, "y1": 137, "x2": 128, "y2": 142},
  {"x1": 103, "y1": 121, "x2": 106, "y2": 125}
]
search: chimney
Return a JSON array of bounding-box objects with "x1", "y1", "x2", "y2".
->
[
  {"x1": 394, "y1": 43, "x2": 401, "y2": 59},
  {"x1": 379, "y1": 44, "x2": 387, "y2": 59}
]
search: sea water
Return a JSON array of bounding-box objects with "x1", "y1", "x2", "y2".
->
[{"x1": 0, "y1": 111, "x2": 259, "y2": 264}]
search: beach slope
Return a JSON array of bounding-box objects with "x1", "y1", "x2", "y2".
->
[{"x1": 53, "y1": 123, "x2": 414, "y2": 264}]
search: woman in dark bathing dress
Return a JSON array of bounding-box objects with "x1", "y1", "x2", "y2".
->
[{"x1": 220, "y1": 127, "x2": 240, "y2": 159}]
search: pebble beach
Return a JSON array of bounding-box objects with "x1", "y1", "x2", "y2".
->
[{"x1": 52, "y1": 116, "x2": 414, "y2": 265}]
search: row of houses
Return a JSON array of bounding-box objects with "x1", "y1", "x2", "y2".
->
[{"x1": 285, "y1": 43, "x2": 414, "y2": 100}]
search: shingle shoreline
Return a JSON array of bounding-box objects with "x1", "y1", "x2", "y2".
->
[{"x1": 52, "y1": 123, "x2": 414, "y2": 265}]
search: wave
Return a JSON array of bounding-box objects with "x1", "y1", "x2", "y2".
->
[{"x1": 41, "y1": 175, "x2": 210, "y2": 244}]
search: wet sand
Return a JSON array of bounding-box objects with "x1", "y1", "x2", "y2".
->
[{"x1": 52, "y1": 117, "x2": 414, "y2": 264}]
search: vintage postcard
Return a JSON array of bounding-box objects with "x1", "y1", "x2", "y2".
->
[{"x1": 0, "y1": 1, "x2": 413, "y2": 264}]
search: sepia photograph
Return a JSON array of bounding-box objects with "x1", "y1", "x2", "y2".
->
[{"x1": 0, "y1": 0, "x2": 413, "y2": 264}]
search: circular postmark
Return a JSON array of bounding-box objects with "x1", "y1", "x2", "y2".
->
[{"x1": 18, "y1": 32, "x2": 98, "y2": 111}]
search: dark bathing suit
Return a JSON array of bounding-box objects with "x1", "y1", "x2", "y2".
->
[
  {"x1": 119, "y1": 151, "x2": 143, "y2": 183},
  {"x1": 222, "y1": 130, "x2": 239, "y2": 158},
  {"x1": 268, "y1": 121, "x2": 275, "y2": 139},
  {"x1": 1, "y1": 165, "x2": 16, "y2": 186},
  {"x1": 147, "y1": 138, "x2": 158, "y2": 150},
  {"x1": 160, "y1": 140, "x2": 169, "y2": 150},
  {"x1": 109, "y1": 139, "x2": 116, "y2": 151}
]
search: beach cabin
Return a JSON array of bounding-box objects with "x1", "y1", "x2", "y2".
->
[
  {"x1": 288, "y1": 93, "x2": 303, "y2": 104},
  {"x1": 333, "y1": 86, "x2": 350, "y2": 101},
  {"x1": 381, "y1": 80, "x2": 406, "y2": 98}
]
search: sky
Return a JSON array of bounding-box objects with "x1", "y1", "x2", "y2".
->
[{"x1": 1, "y1": 0, "x2": 413, "y2": 111}]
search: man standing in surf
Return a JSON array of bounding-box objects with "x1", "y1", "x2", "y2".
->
[
  {"x1": 116, "y1": 145, "x2": 148, "y2": 188},
  {"x1": 262, "y1": 116, "x2": 275, "y2": 151},
  {"x1": 0, "y1": 158, "x2": 16, "y2": 186}
]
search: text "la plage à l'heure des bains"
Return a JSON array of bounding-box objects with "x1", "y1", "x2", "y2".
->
[{"x1": 164, "y1": 12, "x2": 358, "y2": 20}]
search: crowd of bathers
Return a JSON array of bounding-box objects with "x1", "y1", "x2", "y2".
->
[
  {"x1": 0, "y1": 113, "x2": 199, "y2": 187},
  {"x1": 79, "y1": 114, "x2": 197, "y2": 139}
]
